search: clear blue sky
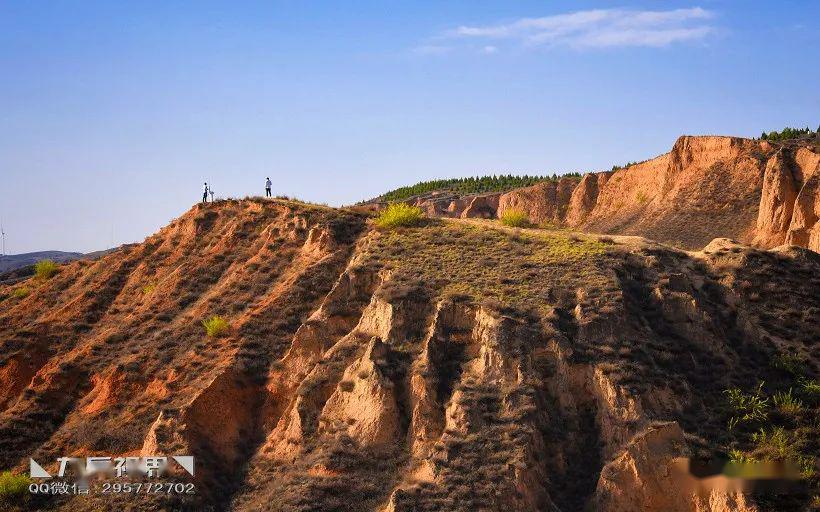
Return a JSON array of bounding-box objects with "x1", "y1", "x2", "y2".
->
[{"x1": 1, "y1": 1, "x2": 818, "y2": 253}]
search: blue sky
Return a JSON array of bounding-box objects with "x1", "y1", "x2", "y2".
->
[{"x1": 1, "y1": 1, "x2": 818, "y2": 253}]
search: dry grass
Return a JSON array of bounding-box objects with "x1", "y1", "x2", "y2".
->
[{"x1": 362, "y1": 220, "x2": 611, "y2": 311}]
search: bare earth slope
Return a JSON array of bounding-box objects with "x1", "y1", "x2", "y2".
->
[{"x1": 1, "y1": 197, "x2": 818, "y2": 511}]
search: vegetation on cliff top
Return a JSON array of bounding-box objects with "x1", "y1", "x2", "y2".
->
[
  {"x1": 758, "y1": 126, "x2": 818, "y2": 142},
  {"x1": 371, "y1": 173, "x2": 582, "y2": 203}
]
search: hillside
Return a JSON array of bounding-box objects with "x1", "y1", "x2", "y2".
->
[
  {"x1": 0, "y1": 195, "x2": 818, "y2": 511},
  {"x1": 370, "y1": 135, "x2": 820, "y2": 253}
]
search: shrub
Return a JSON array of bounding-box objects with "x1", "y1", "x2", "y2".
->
[
  {"x1": 499, "y1": 209, "x2": 530, "y2": 228},
  {"x1": 142, "y1": 283, "x2": 156, "y2": 295},
  {"x1": 0, "y1": 471, "x2": 30, "y2": 501},
  {"x1": 34, "y1": 259, "x2": 59, "y2": 279},
  {"x1": 724, "y1": 382, "x2": 768, "y2": 423},
  {"x1": 375, "y1": 203, "x2": 424, "y2": 228},
  {"x1": 772, "y1": 353, "x2": 807, "y2": 377},
  {"x1": 798, "y1": 378, "x2": 820, "y2": 402},
  {"x1": 751, "y1": 427, "x2": 793, "y2": 460},
  {"x1": 202, "y1": 315, "x2": 229, "y2": 337},
  {"x1": 727, "y1": 449, "x2": 756, "y2": 465},
  {"x1": 772, "y1": 388, "x2": 803, "y2": 416},
  {"x1": 12, "y1": 287, "x2": 30, "y2": 299}
]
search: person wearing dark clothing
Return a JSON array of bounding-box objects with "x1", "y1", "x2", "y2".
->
[
  {"x1": 265, "y1": 177, "x2": 272, "y2": 197},
  {"x1": 202, "y1": 182, "x2": 209, "y2": 203}
]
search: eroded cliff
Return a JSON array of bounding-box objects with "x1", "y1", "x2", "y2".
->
[{"x1": 1, "y1": 199, "x2": 817, "y2": 511}]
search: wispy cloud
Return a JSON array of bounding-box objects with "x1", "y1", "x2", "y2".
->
[{"x1": 437, "y1": 7, "x2": 716, "y2": 51}]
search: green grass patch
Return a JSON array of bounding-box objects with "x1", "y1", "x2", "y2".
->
[
  {"x1": 772, "y1": 352, "x2": 808, "y2": 376},
  {"x1": 499, "y1": 209, "x2": 530, "y2": 228},
  {"x1": 34, "y1": 259, "x2": 59, "y2": 279},
  {"x1": 11, "y1": 287, "x2": 30, "y2": 299},
  {"x1": 773, "y1": 388, "x2": 803, "y2": 416},
  {"x1": 361, "y1": 222, "x2": 610, "y2": 311},
  {"x1": 142, "y1": 283, "x2": 156, "y2": 295},
  {"x1": 375, "y1": 203, "x2": 424, "y2": 228},
  {"x1": 751, "y1": 427, "x2": 794, "y2": 460},
  {"x1": 202, "y1": 315, "x2": 230, "y2": 337},
  {"x1": 724, "y1": 382, "x2": 768, "y2": 426},
  {"x1": 798, "y1": 378, "x2": 820, "y2": 403},
  {"x1": 0, "y1": 471, "x2": 30, "y2": 501}
]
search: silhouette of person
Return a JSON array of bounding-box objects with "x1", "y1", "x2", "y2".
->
[
  {"x1": 265, "y1": 177, "x2": 272, "y2": 197},
  {"x1": 202, "y1": 182, "x2": 209, "y2": 203}
]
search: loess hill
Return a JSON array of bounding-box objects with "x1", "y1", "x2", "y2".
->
[
  {"x1": 1, "y1": 138, "x2": 820, "y2": 512},
  {"x1": 377, "y1": 135, "x2": 820, "y2": 253}
]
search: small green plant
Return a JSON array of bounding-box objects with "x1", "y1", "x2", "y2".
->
[
  {"x1": 797, "y1": 456, "x2": 816, "y2": 479},
  {"x1": 142, "y1": 283, "x2": 156, "y2": 295},
  {"x1": 499, "y1": 209, "x2": 530, "y2": 228},
  {"x1": 727, "y1": 449, "x2": 757, "y2": 464},
  {"x1": 635, "y1": 191, "x2": 648, "y2": 203},
  {"x1": 12, "y1": 287, "x2": 30, "y2": 299},
  {"x1": 773, "y1": 388, "x2": 803, "y2": 416},
  {"x1": 724, "y1": 382, "x2": 768, "y2": 424},
  {"x1": 0, "y1": 471, "x2": 30, "y2": 501},
  {"x1": 751, "y1": 427, "x2": 792, "y2": 460},
  {"x1": 202, "y1": 315, "x2": 229, "y2": 337},
  {"x1": 34, "y1": 259, "x2": 59, "y2": 279},
  {"x1": 798, "y1": 378, "x2": 820, "y2": 402},
  {"x1": 375, "y1": 203, "x2": 424, "y2": 228},
  {"x1": 772, "y1": 352, "x2": 807, "y2": 376}
]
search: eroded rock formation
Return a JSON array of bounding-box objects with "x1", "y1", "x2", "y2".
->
[{"x1": 1, "y1": 194, "x2": 818, "y2": 511}]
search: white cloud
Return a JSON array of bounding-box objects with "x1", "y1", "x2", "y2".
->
[
  {"x1": 443, "y1": 7, "x2": 715, "y2": 49},
  {"x1": 482, "y1": 45, "x2": 498, "y2": 54}
]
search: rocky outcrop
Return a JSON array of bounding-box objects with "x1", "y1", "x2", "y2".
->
[
  {"x1": 754, "y1": 150, "x2": 798, "y2": 247},
  {"x1": 497, "y1": 178, "x2": 579, "y2": 224},
  {"x1": 460, "y1": 193, "x2": 501, "y2": 219},
  {"x1": 564, "y1": 172, "x2": 612, "y2": 226},
  {"x1": 593, "y1": 422, "x2": 759, "y2": 512}
]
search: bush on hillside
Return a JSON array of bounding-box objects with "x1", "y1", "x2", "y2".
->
[
  {"x1": 0, "y1": 471, "x2": 30, "y2": 502},
  {"x1": 202, "y1": 315, "x2": 230, "y2": 337},
  {"x1": 375, "y1": 204, "x2": 424, "y2": 228},
  {"x1": 12, "y1": 287, "x2": 30, "y2": 299},
  {"x1": 499, "y1": 209, "x2": 530, "y2": 228},
  {"x1": 34, "y1": 259, "x2": 59, "y2": 279}
]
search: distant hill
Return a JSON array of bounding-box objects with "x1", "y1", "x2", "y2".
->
[
  {"x1": 0, "y1": 250, "x2": 83, "y2": 273},
  {"x1": 365, "y1": 173, "x2": 582, "y2": 204}
]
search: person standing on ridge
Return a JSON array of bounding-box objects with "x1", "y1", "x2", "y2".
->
[
  {"x1": 202, "y1": 182, "x2": 209, "y2": 203},
  {"x1": 265, "y1": 177, "x2": 272, "y2": 197}
]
